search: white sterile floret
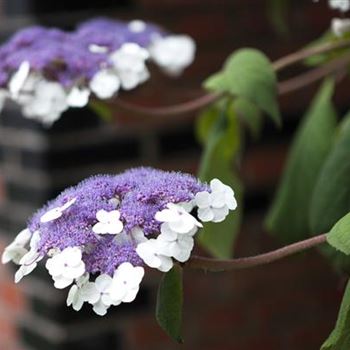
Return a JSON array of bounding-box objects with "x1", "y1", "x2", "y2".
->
[
  {"x1": 195, "y1": 178, "x2": 237, "y2": 223},
  {"x1": 15, "y1": 73, "x2": 41, "y2": 106},
  {"x1": 108, "y1": 262, "x2": 144, "y2": 304},
  {"x1": 89, "y1": 69, "x2": 120, "y2": 99},
  {"x1": 157, "y1": 229, "x2": 194, "y2": 263},
  {"x1": 67, "y1": 86, "x2": 90, "y2": 107},
  {"x1": 22, "y1": 80, "x2": 69, "y2": 125},
  {"x1": 2, "y1": 228, "x2": 32, "y2": 264},
  {"x1": 155, "y1": 203, "x2": 202, "y2": 234},
  {"x1": 46, "y1": 247, "x2": 85, "y2": 289},
  {"x1": 128, "y1": 20, "x2": 146, "y2": 33},
  {"x1": 40, "y1": 198, "x2": 77, "y2": 223},
  {"x1": 331, "y1": 18, "x2": 350, "y2": 36},
  {"x1": 66, "y1": 273, "x2": 90, "y2": 311},
  {"x1": 149, "y1": 35, "x2": 196, "y2": 75},
  {"x1": 82, "y1": 274, "x2": 114, "y2": 316},
  {"x1": 329, "y1": 0, "x2": 350, "y2": 12},
  {"x1": 110, "y1": 43, "x2": 150, "y2": 90},
  {"x1": 9, "y1": 61, "x2": 30, "y2": 97},
  {"x1": 14, "y1": 231, "x2": 43, "y2": 283},
  {"x1": 136, "y1": 239, "x2": 173, "y2": 272},
  {"x1": 92, "y1": 209, "x2": 123, "y2": 235}
]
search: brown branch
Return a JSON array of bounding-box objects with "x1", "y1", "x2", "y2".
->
[
  {"x1": 272, "y1": 38, "x2": 350, "y2": 71},
  {"x1": 185, "y1": 233, "x2": 327, "y2": 272},
  {"x1": 278, "y1": 53, "x2": 350, "y2": 95},
  {"x1": 112, "y1": 38, "x2": 350, "y2": 117}
]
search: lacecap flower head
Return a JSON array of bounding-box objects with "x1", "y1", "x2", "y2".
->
[
  {"x1": 0, "y1": 18, "x2": 196, "y2": 125},
  {"x1": 2, "y1": 167, "x2": 237, "y2": 316}
]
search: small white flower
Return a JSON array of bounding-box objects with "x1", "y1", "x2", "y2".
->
[
  {"x1": 89, "y1": 69, "x2": 120, "y2": 99},
  {"x1": 46, "y1": 247, "x2": 85, "y2": 289},
  {"x1": 110, "y1": 43, "x2": 150, "y2": 90},
  {"x1": 92, "y1": 209, "x2": 123, "y2": 235},
  {"x1": 329, "y1": 0, "x2": 350, "y2": 12},
  {"x1": 9, "y1": 61, "x2": 30, "y2": 97},
  {"x1": 83, "y1": 274, "x2": 114, "y2": 316},
  {"x1": 331, "y1": 17, "x2": 350, "y2": 36},
  {"x1": 66, "y1": 273, "x2": 90, "y2": 311},
  {"x1": 22, "y1": 80, "x2": 69, "y2": 125},
  {"x1": 67, "y1": 86, "x2": 90, "y2": 107},
  {"x1": 14, "y1": 73, "x2": 41, "y2": 106},
  {"x1": 15, "y1": 249, "x2": 43, "y2": 283},
  {"x1": 157, "y1": 230, "x2": 194, "y2": 263},
  {"x1": 2, "y1": 228, "x2": 32, "y2": 264},
  {"x1": 195, "y1": 179, "x2": 237, "y2": 223},
  {"x1": 128, "y1": 20, "x2": 146, "y2": 33},
  {"x1": 149, "y1": 35, "x2": 196, "y2": 75},
  {"x1": 108, "y1": 262, "x2": 144, "y2": 304},
  {"x1": 136, "y1": 239, "x2": 173, "y2": 272},
  {"x1": 40, "y1": 198, "x2": 77, "y2": 223},
  {"x1": 155, "y1": 203, "x2": 202, "y2": 234}
]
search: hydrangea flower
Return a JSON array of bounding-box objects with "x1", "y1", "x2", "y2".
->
[
  {"x1": 2, "y1": 167, "x2": 237, "y2": 315},
  {"x1": 0, "y1": 18, "x2": 196, "y2": 125}
]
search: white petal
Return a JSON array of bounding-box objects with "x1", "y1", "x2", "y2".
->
[
  {"x1": 197, "y1": 207, "x2": 215, "y2": 222},
  {"x1": 210, "y1": 191, "x2": 226, "y2": 209},
  {"x1": 64, "y1": 247, "x2": 82, "y2": 267},
  {"x1": 92, "y1": 222, "x2": 108, "y2": 234},
  {"x1": 40, "y1": 207, "x2": 62, "y2": 223},
  {"x1": 106, "y1": 221, "x2": 123, "y2": 235},
  {"x1": 89, "y1": 44, "x2": 109, "y2": 54},
  {"x1": 89, "y1": 70, "x2": 120, "y2": 99},
  {"x1": 92, "y1": 300, "x2": 109, "y2": 316},
  {"x1": 53, "y1": 275, "x2": 73, "y2": 289},
  {"x1": 155, "y1": 208, "x2": 178, "y2": 223},
  {"x1": 60, "y1": 198, "x2": 77, "y2": 211},
  {"x1": 128, "y1": 20, "x2": 146, "y2": 33},
  {"x1": 157, "y1": 255, "x2": 173, "y2": 272},
  {"x1": 82, "y1": 282, "x2": 100, "y2": 304},
  {"x1": 160, "y1": 224, "x2": 178, "y2": 240},
  {"x1": 67, "y1": 285, "x2": 78, "y2": 306},
  {"x1": 14, "y1": 228, "x2": 32, "y2": 246},
  {"x1": 211, "y1": 178, "x2": 226, "y2": 191},
  {"x1": 149, "y1": 35, "x2": 195, "y2": 75},
  {"x1": 29, "y1": 230, "x2": 41, "y2": 250},
  {"x1": 194, "y1": 191, "x2": 211, "y2": 208},
  {"x1": 212, "y1": 206, "x2": 230, "y2": 223},
  {"x1": 9, "y1": 61, "x2": 30, "y2": 96},
  {"x1": 122, "y1": 286, "x2": 139, "y2": 303},
  {"x1": 2, "y1": 246, "x2": 28, "y2": 264},
  {"x1": 67, "y1": 87, "x2": 90, "y2": 107},
  {"x1": 95, "y1": 274, "x2": 113, "y2": 292},
  {"x1": 131, "y1": 227, "x2": 147, "y2": 243}
]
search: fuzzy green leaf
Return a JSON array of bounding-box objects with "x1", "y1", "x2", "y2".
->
[
  {"x1": 156, "y1": 265, "x2": 183, "y2": 343},
  {"x1": 266, "y1": 79, "x2": 337, "y2": 243},
  {"x1": 204, "y1": 48, "x2": 280, "y2": 125},
  {"x1": 321, "y1": 280, "x2": 350, "y2": 350},
  {"x1": 327, "y1": 213, "x2": 350, "y2": 255}
]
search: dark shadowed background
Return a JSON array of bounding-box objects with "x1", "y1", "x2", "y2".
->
[{"x1": 0, "y1": 1, "x2": 347, "y2": 349}]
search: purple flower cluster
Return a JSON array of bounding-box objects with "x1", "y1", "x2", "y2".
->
[
  {"x1": 28, "y1": 167, "x2": 207, "y2": 274},
  {"x1": 2, "y1": 167, "x2": 237, "y2": 315},
  {"x1": 0, "y1": 18, "x2": 196, "y2": 125}
]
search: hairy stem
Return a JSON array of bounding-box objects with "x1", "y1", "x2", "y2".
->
[{"x1": 185, "y1": 233, "x2": 327, "y2": 272}]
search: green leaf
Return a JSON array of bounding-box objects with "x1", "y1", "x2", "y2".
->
[
  {"x1": 156, "y1": 265, "x2": 183, "y2": 343},
  {"x1": 204, "y1": 48, "x2": 280, "y2": 125},
  {"x1": 327, "y1": 213, "x2": 350, "y2": 255},
  {"x1": 266, "y1": 79, "x2": 337, "y2": 243},
  {"x1": 310, "y1": 112, "x2": 350, "y2": 235},
  {"x1": 197, "y1": 104, "x2": 242, "y2": 258},
  {"x1": 321, "y1": 280, "x2": 350, "y2": 350},
  {"x1": 196, "y1": 101, "x2": 240, "y2": 161},
  {"x1": 234, "y1": 98, "x2": 263, "y2": 138},
  {"x1": 266, "y1": 0, "x2": 290, "y2": 36},
  {"x1": 89, "y1": 100, "x2": 113, "y2": 121}
]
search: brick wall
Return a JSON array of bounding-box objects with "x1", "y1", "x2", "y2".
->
[{"x1": 0, "y1": 0, "x2": 348, "y2": 349}]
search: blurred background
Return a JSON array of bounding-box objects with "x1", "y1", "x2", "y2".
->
[{"x1": 0, "y1": 0, "x2": 348, "y2": 349}]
